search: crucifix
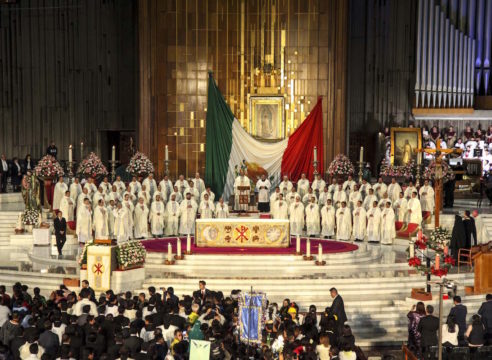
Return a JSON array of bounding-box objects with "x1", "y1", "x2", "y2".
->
[{"x1": 416, "y1": 140, "x2": 462, "y2": 228}]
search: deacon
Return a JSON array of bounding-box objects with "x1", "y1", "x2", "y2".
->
[
  {"x1": 387, "y1": 178, "x2": 402, "y2": 203},
  {"x1": 289, "y1": 196, "x2": 305, "y2": 236},
  {"x1": 373, "y1": 177, "x2": 388, "y2": 200},
  {"x1": 179, "y1": 192, "x2": 198, "y2": 235},
  {"x1": 69, "y1": 178, "x2": 82, "y2": 203},
  {"x1": 150, "y1": 194, "x2": 165, "y2": 237},
  {"x1": 394, "y1": 192, "x2": 408, "y2": 222},
  {"x1": 233, "y1": 169, "x2": 250, "y2": 211},
  {"x1": 165, "y1": 194, "x2": 180, "y2": 236},
  {"x1": 113, "y1": 202, "x2": 130, "y2": 243},
  {"x1": 272, "y1": 194, "x2": 288, "y2": 219},
  {"x1": 93, "y1": 199, "x2": 109, "y2": 239},
  {"x1": 366, "y1": 201, "x2": 381, "y2": 243},
  {"x1": 76, "y1": 199, "x2": 93, "y2": 244},
  {"x1": 279, "y1": 175, "x2": 293, "y2": 196},
  {"x1": 192, "y1": 172, "x2": 205, "y2": 196},
  {"x1": 54, "y1": 210, "x2": 67, "y2": 256},
  {"x1": 53, "y1": 176, "x2": 68, "y2": 212},
  {"x1": 256, "y1": 174, "x2": 271, "y2": 212},
  {"x1": 134, "y1": 197, "x2": 149, "y2": 239},
  {"x1": 321, "y1": 199, "x2": 336, "y2": 238},
  {"x1": 406, "y1": 191, "x2": 422, "y2": 224},
  {"x1": 142, "y1": 173, "x2": 157, "y2": 198},
  {"x1": 381, "y1": 201, "x2": 396, "y2": 245},
  {"x1": 297, "y1": 173, "x2": 310, "y2": 199},
  {"x1": 214, "y1": 197, "x2": 229, "y2": 218},
  {"x1": 199, "y1": 193, "x2": 215, "y2": 219},
  {"x1": 336, "y1": 201, "x2": 352, "y2": 241},
  {"x1": 305, "y1": 196, "x2": 320, "y2": 236},
  {"x1": 59, "y1": 190, "x2": 74, "y2": 222},
  {"x1": 419, "y1": 179, "x2": 435, "y2": 213},
  {"x1": 352, "y1": 200, "x2": 366, "y2": 241}
]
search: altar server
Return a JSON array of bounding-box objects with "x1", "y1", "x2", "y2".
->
[
  {"x1": 373, "y1": 178, "x2": 387, "y2": 200},
  {"x1": 59, "y1": 191, "x2": 74, "y2": 222},
  {"x1": 256, "y1": 174, "x2": 271, "y2": 212},
  {"x1": 113, "y1": 202, "x2": 130, "y2": 243},
  {"x1": 272, "y1": 194, "x2": 288, "y2": 219},
  {"x1": 76, "y1": 199, "x2": 93, "y2": 244},
  {"x1": 289, "y1": 196, "x2": 305, "y2": 236},
  {"x1": 279, "y1": 175, "x2": 293, "y2": 196},
  {"x1": 178, "y1": 192, "x2": 198, "y2": 235},
  {"x1": 321, "y1": 199, "x2": 336, "y2": 238},
  {"x1": 352, "y1": 200, "x2": 366, "y2": 241},
  {"x1": 192, "y1": 172, "x2": 206, "y2": 197},
  {"x1": 165, "y1": 194, "x2": 180, "y2": 236},
  {"x1": 69, "y1": 178, "x2": 82, "y2": 203},
  {"x1": 394, "y1": 192, "x2": 408, "y2": 222},
  {"x1": 406, "y1": 191, "x2": 422, "y2": 224},
  {"x1": 134, "y1": 197, "x2": 149, "y2": 239},
  {"x1": 381, "y1": 201, "x2": 396, "y2": 245},
  {"x1": 215, "y1": 197, "x2": 229, "y2": 218},
  {"x1": 305, "y1": 196, "x2": 320, "y2": 236},
  {"x1": 419, "y1": 179, "x2": 435, "y2": 213},
  {"x1": 387, "y1": 178, "x2": 402, "y2": 203},
  {"x1": 142, "y1": 173, "x2": 157, "y2": 197},
  {"x1": 53, "y1": 176, "x2": 68, "y2": 211},
  {"x1": 199, "y1": 193, "x2": 215, "y2": 219},
  {"x1": 366, "y1": 201, "x2": 381, "y2": 243},
  {"x1": 93, "y1": 199, "x2": 109, "y2": 239},
  {"x1": 150, "y1": 194, "x2": 165, "y2": 237},
  {"x1": 336, "y1": 201, "x2": 352, "y2": 241},
  {"x1": 297, "y1": 173, "x2": 310, "y2": 199}
]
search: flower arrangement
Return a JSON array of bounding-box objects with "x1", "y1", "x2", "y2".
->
[
  {"x1": 126, "y1": 152, "x2": 155, "y2": 177},
  {"x1": 77, "y1": 152, "x2": 108, "y2": 179},
  {"x1": 21, "y1": 209, "x2": 40, "y2": 225},
  {"x1": 116, "y1": 240, "x2": 147, "y2": 269},
  {"x1": 78, "y1": 242, "x2": 94, "y2": 267},
  {"x1": 379, "y1": 159, "x2": 416, "y2": 179},
  {"x1": 34, "y1": 155, "x2": 65, "y2": 178},
  {"x1": 422, "y1": 160, "x2": 453, "y2": 181},
  {"x1": 327, "y1": 154, "x2": 354, "y2": 176}
]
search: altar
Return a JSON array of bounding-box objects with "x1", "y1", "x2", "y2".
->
[{"x1": 195, "y1": 219, "x2": 290, "y2": 248}]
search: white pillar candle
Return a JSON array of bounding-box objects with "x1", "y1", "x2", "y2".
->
[
  {"x1": 296, "y1": 235, "x2": 300, "y2": 253},
  {"x1": 165, "y1": 145, "x2": 169, "y2": 161},
  {"x1": 177, "y1": 237, "x2": 181, "y2": 257},
  {"x1": 306, "y1": 238, "x2": 311, "y2": 257},
  {"x1": 68, "y1": 145, "x2": 72, "y2": 163},
  {"x1": 409, "y1": 242, "x2": 415, "y2": 258},
  {"x1": 187, "y1": 234, "x2": 191, "y2": 253},
  {"x1": 80, "y1": 142, "x2": 84, "y2": 159},
  {"x1": 112, "y1": 145, "x2": 116, "y2": 162},
  {"x1": 318, "y1": 243, "x2": 323, "y2": 262},
  {"x1": 313, "y1": 146, "x2": 317, "y2": 161},
  {"x1": 360, "y1": 146, "x2": 364, "y2": 163},
  {"x1": 167, "y1": 243, "x2": 172, "y2": 262}
]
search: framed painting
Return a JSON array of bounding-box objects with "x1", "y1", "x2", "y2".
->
[
  {"x1": 249, "y1": 96, "x2": 285, "y2": 141},
  {"x1": 390, "y1": 127, "x2": 422, "y2": 166}
]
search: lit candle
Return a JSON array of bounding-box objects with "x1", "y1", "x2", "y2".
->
[
  {"x1": 112, "y1": 145, "x2": 116, "y2": 162},
  {"x1": 68, "y1": 145, "x2": 73, "y2": 163},
  {"x1": 444, "y1": 246, "x2": 449, "y2": 256},
  {"x1": 165, "y1": 145, "x2": 169, "y2": 161},
  {"x1": 167, "y1": 243, "x2": 172, "y2": 262},
  {"x1": 417, "y1": 230, "x2": 422, "y2": 241},
  {"x1": 296, "y1": 235, "x2": 300, "y2": 253},
  {"x1": 187, "y1": 234, "x2": 191, "y2": 253},
  {"x1": 177, "y1": 237, "x2": 181, "y2": 258},
  {"x1": 435, "y1": 253, "x2": 440, "y2": 270},
  {"x1": 410, "y1": 243, "x2": 415, "y2": 258},
  {"x1": 313, "y1": 146, "x2": 317, "y2": 162},
  {"x1": 318, "y1": 243, "x2": 323, "y2": 262},
  {"x1": 360, "y1": 146, "x2": 364, "y2": 163},
  {"x1": 306, "y1": 238, "x2": 311, "y2": 257}
]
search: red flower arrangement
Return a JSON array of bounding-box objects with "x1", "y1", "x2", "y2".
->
[
  {"x1": 408, "y1": 257, "x2": 421, "y2": 267},
  {"x1": 444, "y1": 256, "x2": 456, "y2": 266},
  {"x1": 34, "y1": 155, "x2": 65, "y2": 178},
  {"x1": 415, "y1": 239, "x2": 427, "y2": 250},
  {"x1": 76, "y1": 152, "x2": 108, "y2": 178},
  {"x1": 430, "y1": 266, "x2": 448, "y2": 277}
]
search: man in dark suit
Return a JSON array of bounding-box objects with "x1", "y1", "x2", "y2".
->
[
  {"x1": 123, "y1": 326, "x2": 143, "y2": 357},
  {"x1": 54, "y1": 211, "x2": 67, "y2": 256},
  {"x1": 38, "y1": 320, "x2": 60, "y2": 357},
  {"x1": 448, "y1": 295, "x2": 467, "y2": 344},
  {"x1": 192, "y1": 280, "x2": 211, "y2": 305},
  {"x1": 418, "y1": 305, "x2": 440, "y2": 355},
  {"x1": 328, "y1": 287, "x2": 347, "y2": 332},
  {"x1": 479, "y1": 293, "x2": 492, "y2": 345},
  {"x1": 46, "y1": 141, "x2": 58, "y2": 159},
  {"x1": 0, "y1": 154, "x2": 9, "y2": 193}
]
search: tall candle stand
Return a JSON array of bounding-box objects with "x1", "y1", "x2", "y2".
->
[
  {"x1": 164, "y1": 159, "x2": 170, "y2": 176},
  {"x1": 358, "y1": 161, "x2": 364, "y2": 183},
  {"x1": 108, "y1": 160, "x2": 118, "y2": 182},
  {"x1": 67, "y1": 161, "x2": 75, "y2": 180},
  {"x1": 416, "y1": 164, "x2": 421, "y2": 187},
  {"x1": 312, "y1": 159, "x2": 319, "y2": 176}
]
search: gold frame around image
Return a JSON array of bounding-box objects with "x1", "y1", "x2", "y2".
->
[
  {"x1": 390, "y1": 127, "x2": 422, "y2": 166},
  {"x1": 249, "y1": 96, "x2": 285, "y2": 141}
]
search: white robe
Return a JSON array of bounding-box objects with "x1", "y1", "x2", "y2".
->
[
  {"x1": 215, "y1": 203, "x2": 229, "y2": 218},
  {"x1": 321, "y1": 205, "x2": 336, "y2": 237},
  {"x1": 69, "y1": 183, "x2": 82, "y2": 202},
  {"x1": 366, "y1": 207, "x2": 381, "y2": 242},
  {"x1": 134, "y1": 204, "x2": 149, "y2": 238},
  {"x1": 297, "y1": 179, "x2": 310, "y2": 199},
  {"x1": 302, "y1": 193, "x2": 317, "y2": 206},
  {"x1": 404, "y1": 186, "x2": 418, "y2": 200},
  {"x1": 184, "y1": 187, "x2": 200, "y2": 201},
  {"x1": 93, "y1": 192, "x2": 108, "y2": 206},
  {"x1": 53, "y1": 182, "x2": 68, "y2": 210},
  {"x1": 170, "y1": 191, "x2": 183, "y2": 204},
  {"x1": 129, "y1": 181, "x2": 142, "y2": 197},
  {"x1": 381, "y1": 207, "x2": 396, "y2": 244},
  {"x1": 387, "y1": 183, "x2": 402, "y2": 203},
  {"x1": 359, "y1": 183, "x2": 372, "y2": 198},
  {"x1": 77, "y1": 193, "x2": 91, "y2": 212},
  {"x1": 348, "y1": 191, "x2": 362, "y2": 210},
  {"x1": 142, "y1": 178, "x2": 157, "y2": 197},
  {"x1": 76, "y1": 207, "x2": 92, "y2": 243},
  {"x1": 174, "y1": 179, "x2": 189, "y2": 194},
  {"x1": 352, "y1": 206, "x2": 366, "y2": 241},
  {"x1": 178, "y1": 199, "x2": 198, "y2": 235},
  {"x1": 332, "y1": 190, "x2": 348, "y2": 208},
  {"x1": 59, "y1": 196, "x2": 74, "y2": 222},
  {"x1": 138, "y1": 190, "x2": 151, "y2": 206},
  {"x1": 419, "y1": 185, "x2": 435, "y2": 213},
  {"x1": 286, "y1": 191, "x2": 299, "y2": 204},
  {"x1": 93, "y1": 205, "x2": 109, "y2": 239},
  {"x1": 269, "y1": 192, "x2": 281, "y2": 211},
  {"x1": 113, "y1": 180, "x2": 126, "y2": 194},
  {"x1": 336, "y1": 207, "x2": 352, "y2": 241},
  {"x1": 393, "y1": 198, "x2": 408, "y2": 222},
  {"x1": 199, "y1": 200, "x2": 215, "y2": 219},
  {"x1": 378, "y1": 198, "x2": 392, "y2": 210},
  {"x1": 289, "y1": 202, "x2": 305, "y2": 236},
  {"x1": 84, "y1": 182, "x2": 97, "y2": 196},
  {"x1": 305, "y1": 203, "x2": 320, "y2": 235},
  {"x1": 192, "y1": 178, "x2": 206, "y2": 196},
  {"x1": 150, "y1": 201, "x2": 165, "y2": 236},
  {"x1": 328, "y1": 183, "x2": 338, "y2": 196},
  {"x1": 113, "y1": 207, "x2": 130, "y2": 243},
  {"x1": 272, "y1": 200, "x2": 288, "y2": 219},
  {"x1": 256, "y1": 179, "x2": 271, "y2": 204},
  {"x1": 200, "y1": 191, "x2": 215, "y2": 203},
  {"x1": 363, "y1": 194, "x2": 378, "y2": 211},
  {"x1": 165, "y1": 201, "x2": 180, "y2": 235},
  {"x1": 159, "y1": 179, "x2": 173, "y2": 198},
  {"x1": 312, "y1": 178, "x2": 326, "y2": 193},
  {"x1": 406, "y1": 197, "x2": 422, "y2": 224},
  {"x1": 279, "y1": 180, "x2": 293, "y2": 196},
  {"x1": 107, "y1": 205, "x2": 115, "y2": 237},
  {"x1": 100, "y1": 181, "x2": 112, "y2": 194},
  {"x1": 318, "y1": 191, "x2": 331, "y2": 206},
  {"x1": 342, "y1": 180, "x2": 356, "y2": 193},
  {"x1": 373, "y1": 182, "x2": 388, "y2": 199},
  {"x1": 108, "y1": 191, "x2": 122, "y2": 204}
]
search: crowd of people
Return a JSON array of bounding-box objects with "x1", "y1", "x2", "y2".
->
[
  {"x1": 407, "y1": 294, "x2": 492, "y2": 359},
  {"x1": 0, "y1": 281, "x2": 366, "y2": 360}
]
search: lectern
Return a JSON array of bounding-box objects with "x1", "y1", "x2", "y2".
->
[
  {"x1": 473, "y1": 247, "x2": 492, "y2": 294},
  {"x1": 237, "y1": 185, "x2": 250, "y2": 211}
]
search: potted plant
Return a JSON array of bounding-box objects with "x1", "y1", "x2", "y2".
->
[
  {"x1": 21, "y1": 208, "x2": 41, "y2": 233},
  {"x1": 116, "y1": 241, "x2": 147, "y2": 270},
  {"x1": 34, "y1": 155, "x2": 65, "y2": 208}
]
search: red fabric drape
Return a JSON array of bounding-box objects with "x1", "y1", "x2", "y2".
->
[{"x1": 281, "y1": 98, "x2": 324, "y2": 182}]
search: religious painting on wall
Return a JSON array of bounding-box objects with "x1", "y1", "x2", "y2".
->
[
  {"x1": 249, "y1": 96, "x2": 285, "y2": 141},
  {"x1": 390, "y1": 127, "x2": 422, "y2": 166}
]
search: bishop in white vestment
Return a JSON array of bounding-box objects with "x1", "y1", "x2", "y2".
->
[
  {"x1": 321, "y1": 199, "x2": 336, "y2": 238},
  {"x1": 336, "y1": 201, "x2": 352, "y2": 241}
]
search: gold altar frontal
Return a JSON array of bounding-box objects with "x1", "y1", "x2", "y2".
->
[{"x1": 195, "y1": 219, "x2": 290, "y2": 248}]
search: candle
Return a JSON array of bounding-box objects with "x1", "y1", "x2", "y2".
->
[
  {"x1": 410, "y1": 243, "x2": 415, "y2": 258},
  {"x1": 112, "y1": 145, "x2": 116, "y2": 162},
  {"x1": 418, "y1": 151, "x2": 422, "y2": 165},
  {"x1": 306, "y1": 238, "x2": 311, "y2": 257},
  {"x1": 360, "y1": 146, "x2": 364, "y2": 163},
  {"x1": 167, "y1": 243, "x2": 172, "y2": 262},
  {"x1": 313, "y1": 146, "x2": 318, "y2": 162},
  {"x1": 187, "y1": 234, "x2": 191, "y2": 253},
  {"x1": 444, "y1": 246, "x2": 449, "y2": 256},
  {"x1": 68, "y1": 145, "x2": 72, "y2": 163},
  {"x1": 296, "y1": 235, "x2": 300, "y2": 253},
  {"x1": 318, "y1": 244, "x2": 323, "y2": 262},
  {"x1": 177, "y1": 237, "x2": 181, "y2": 258},
  {"x1": 417, "y1": 230, "x2": 422, "y2": 241},
  {"x1": 435, "y1": 253, "x2": 440, "y2": 270},
  {"x1": 165, "y1": 145, "x2": 169, "y2": 161},
  {"x1": 80, "y1": 142, "x2": 84, "y2": 159}
]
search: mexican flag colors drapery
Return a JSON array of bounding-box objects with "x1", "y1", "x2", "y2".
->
[{"x1": 204, "y1": 72, "x2": 324, "y2": 200}]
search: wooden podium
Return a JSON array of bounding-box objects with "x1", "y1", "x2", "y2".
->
[
  {"x1": 237, "y1": 185, "x2": 250, "y2": 211},
  {"x1": 473, "y1": 245, "x2": 492, "y2": 294}
]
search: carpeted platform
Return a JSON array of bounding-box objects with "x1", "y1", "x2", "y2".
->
[{"x1": 141, "y1": 237, "x2": 358, "y2": 255}]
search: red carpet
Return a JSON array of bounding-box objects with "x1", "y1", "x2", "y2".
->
[{"x1": 141, "y1": 237, "x2": 358, "y2": 255}]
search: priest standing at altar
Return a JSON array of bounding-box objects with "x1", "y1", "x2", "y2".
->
[
  {"x1": 256, "y1": 174, "x2": 271, "y2": 213},
  {"x1": 179, "y1": 192, "x2": 198, "y2": 235},
  {"x1": 234, "y1": 169, "x2": 251, "y2": 211}
]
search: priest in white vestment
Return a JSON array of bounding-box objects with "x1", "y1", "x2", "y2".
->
[
  {"x1": 363, "y1": 188, "x2": 378, "y2": 211},
  {"x1": 321, "y1": 199, "x2": 336, "y2": 238},
  {"x1": 139, "y1": 184, "x2": 151, "y2": 206},
  {"x1": 378, "y1": 193, "x2": 392, "y2": 210},
  {"x1": 279, "y1": 176, "x2": 293, "y2": 196},
  {"x1": 270, "y1": 187, "x2": 281, "y2": 211},
  {"x1": 174, "y1": 175, "x2": 189, "y2": 194},
  {"x1": 142, "y1": 173, "x2": 157, "y2": 198},
  {"x1": 69, "y1": 178, "x2": 82, "y2": 203},
  {"x1": 93, "y1": 200, "x2": 109, "y2": 239},
  {"x1": 342, "y1": 175, "x2": 356, "y2": 193},
  {"x1": 393, "y1": 192, "x2": 408, "y2": 222},
  {"x1": 288, "y1": 196, "x2": 305, "y2": 236},
  {"x1": 192, "y1": 172, "x2": 206, "y2": 197},
  {"x1": 233, "y1": 169, "x2": 251, "y2": 211},
  {"x1": 199, "y1": 193, "x2": 214, "y2": 219},
  {"x1": 109, "y1": 185, "x2": 122, "y2": 204},
  {"x1": 387, "y1": 178, "x2": 402, "y2": 203},
  {"x1": 359, "y1": 179, "x2": 372, "y2": 199},
  {"x1": 100, "y1": 177, "x2": 112, "y2": 194},
  {"x1": 272, "y1": 195, "x2": 288, "y2": 220},
  {"x1": 184, "y1": 181, "x2": 200, "y2": 203},
  {"x1": 165, "y1": 194, "x2": 180, "y2": 236},
  {"x1": 333, "y1": 185, "x2": 348, "y2": 209},
  {"x1": 286, "y1": 187, "x2": 299, "y2": 204},
  {"x1": 134, "y1": 198, "x2": 149, "y2": 239},
  {"x1": 93, "y1": 187, "x2": 108, "y2": 207},
  {"x1": 404, "y1": 181, "x2": 418, "y2": 200},
  {"x1": 178, "y1": 193, "x2": 198, "y2": 235},
  {"x1": 305, "y1": 196, "x2": 320, "y2": 236},
  {"x1": 352, "y1": 200, "x2": 366, "y2": 241},
  {"x1": 84, "y1": 178, "x2": 97, "y2": 196},
  {"x1": 302, "y1": 188, "x2": 317, "y2": 206},
  {"x1": 76, "y1": 199, "x2": 93, "y2": 244},
  {"x1": 472, "y1": 210, "x2": 487, "y2": 245},
  {"x1": 53, "y1": 177, "x2": 68, "y2": 211},
  {"x1": 113, "y1": 176, "x2": 126, "y2": 195},
  {"x1": 152, "y1": 185, "x2": 165, "y2": 204},
  {"x1": 200, "y1": 187, "x2": 215, "y2": 203},
  {"x1": 150, "y1": 195, "x2": 165, "y2": 237},
  {"x1": 59, "y1": 191, "x2": 74, "y2": 222},
  {"x1": 311, "y1": 174, "x2": 326, "y2": 196},
  {"x1": 159, "y1": 175, "x2": 173, "y2": 199},
  {"x1": 366, "y1": 201, "x2": 381, "y2": 243},
  {"x1": 297, "y1": 173, "x2": 310, "y2": 199},
  {"x1": 77, "y1": 188, "x2": 91, "y2": 214},
  {"x1": 381, "y1": 201, "x2": 396, "y2": 245},
  {"x1": 327, "y1": 178, "x2": 338, "y2": 197},
  {"x1": 373, "y1": 178, "x2": 388, "y2": 200},
  {"x1": 318, "y1": 186, "x2": 331, "y2": 207},
  {"x1": 256, "y1": 175, "x2": 271, "y2": 212},
  {"x1": 122, "y1": 194, "x2": 135, "y2": 231},
  {"x1": 419, "y1": 179, "x2": 435, "y2": 213},
  {"x1": 406, "y1": 191, "x2": 422, "y2": 224},
  {"x1": 123, "y1": 186, "x2": 136, "y2": 204},
  {"x1": 107, "y1": 200, "x2": 115, "y2": 238},
  {"x1": 348, "y1": 185, "x2": 362, "y2": 211},
  {"x1": 336, "y1": 201, "x2": 352, "y2": 241},
  {"x1": 214, "y1": 197, "x2": 229, "y2": 218},
  {"x1": 170, "y1": 186, "x2": 183, "y2": 204},
  {"x1": 129, "y1": 177, "x2": 142, "y2": 197},
  {"x1": 113, "y1": 203, "x2": 130, "y2": 243}
]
